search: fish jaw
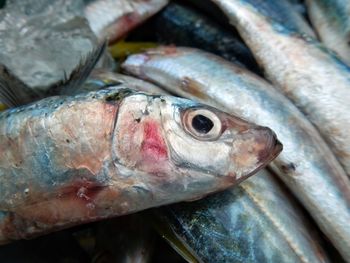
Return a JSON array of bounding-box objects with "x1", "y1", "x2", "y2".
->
[{"x1": 112, "y1": 93, "x2": 282, "y2": 202}]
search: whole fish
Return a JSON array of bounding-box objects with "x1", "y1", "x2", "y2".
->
[
  {"x1": 152, "y1": 2, "x2": 261, "y2": 74},
  {"x1": 84, "y1": 0, "x2": 169, "y2": 43},
  {"x1": 306, "y1": 0, "x2": 350, "y2": 65},
  {"x1": 154, "y1": 169, "x2": 330, "y2": 263},
  {"x1": 210, "y1": 0, "x2": 350, "y2": 178},
  {"x1": 122, "y1": 46, "x2": 350, "y2": 261},
  {"x1": 0, "y1": 59, "x2": 281, "y2": 243}
]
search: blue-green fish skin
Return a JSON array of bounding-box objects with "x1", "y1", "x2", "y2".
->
[
  {"x1": 156, "y1": 170, "x2": 330, "y2": 263},
  {"x1": 306, "y1": 0, "x2": 350, "y2": 65}
]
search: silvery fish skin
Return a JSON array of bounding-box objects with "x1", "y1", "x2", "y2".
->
[
  {"x1": 306, "y1": 0, "x2": 350, "y2": 65},
  {"x1": 211, "y1": 0, "x2": 350, "y2": 178},
  {"x1": 84, "y1": 0, "x2": 169, "y2": 42},
  {"x1": 122, "y1": 47, "x2": 350, "y2": 261},
  {"x1": 155, "y1": 169, "x2": 330, "y2": 263},
  {"x1": 0, "y1": 85, "x2": 281, "y2": 243},
  {"x1": 0, "y1": 0, "x2": 111, "y2": 93}
]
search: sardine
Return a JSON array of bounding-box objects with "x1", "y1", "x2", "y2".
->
[
  {"x1": 152, "y1": 2, "x2": 261, "y2": 74},
  {"x1": 0, "y1": 62, "x2": 281, "y2": 243},
  {"x1": 122, "y1": 46, "x2": 350, "y2": 261},
  {"x1": 306, "y1": 0, "x2": 350, "y2": 65},
  {"x1": 211, "y1": 0, "x2": 350, "y2": 179},
  {"x1": 155, "y1": 169, "x2": 330, "y2": 263},
  {"x1": 84, "y1": 0, "x2": 169, "y2": 43}
]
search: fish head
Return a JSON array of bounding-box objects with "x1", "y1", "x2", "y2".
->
[{"x1": 113, "y1": 92, "x2": 282, "y2": 201}]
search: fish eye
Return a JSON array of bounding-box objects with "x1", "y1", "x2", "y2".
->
[{"x1": 183, "y1": 108, "x2": 222, "y2": 141}]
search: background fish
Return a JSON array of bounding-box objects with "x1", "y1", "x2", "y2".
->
[
  {"x1": 306, "y1": 0, "x2": 350, "y2": 65},
  {"x1": 122, "y1": 46, "x2": 350, "y2": 262},
  {"x1": 151, "y1": 2, "x2": 261, "y2": 74},
  {"x1": 154, "y1": 169, "x2": 330, "y2": 263},
  {"x1": 211, "y1": 0, "x2": 350, "y2": 180}
]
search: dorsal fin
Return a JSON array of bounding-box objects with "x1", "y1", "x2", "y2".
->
[
  {"x1": 0, "y1": 66, "x2": 39, "y2": 108},
  {"x1": 50, "y1": 41, "x2": 107, "y2": 96}
]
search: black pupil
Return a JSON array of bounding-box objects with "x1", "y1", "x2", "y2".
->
[{"x1": 192, "y1": 114, "x2": 214, "y2": 134}]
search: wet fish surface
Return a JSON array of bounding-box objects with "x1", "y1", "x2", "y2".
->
[
  {"x1": 152, "y1": 2, "x2": 261, "y2": 74},
  {"x1": 122, "y1": 46, "x2": 350, "y2": 261},
  {"x1": 84, "y1": 0, "x2": 169, "y2": 43},
  {"x1": 211, "y1": 0, "x2": 350, "y2": 180},
  {"x1": 306, "y1": 0, "x2": 350, "y2": 64},
  {"x1": 155, "y1": 169, "x2": 331, "y2": 263},
  {"x1": 0, "y1": 71, "x2": 281, "y2": 243}
]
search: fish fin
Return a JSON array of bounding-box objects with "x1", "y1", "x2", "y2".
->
[
  {"x1": 50, "y1": 41, "x2": 107, "y2": 96},
  {"x1": 0, "y1": 65, "x2": 38, "y2": 108}
]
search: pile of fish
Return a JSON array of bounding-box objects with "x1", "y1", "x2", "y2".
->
[{"x1": 0, "y1": 0, "x2": 349, "y2": 262}]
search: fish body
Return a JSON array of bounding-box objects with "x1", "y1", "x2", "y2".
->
[
  {"x1": 156, "y1": 169, "x2": 330, "y2": 263},
  {"x1": 211, "y1": 0, "x2": 350, "y2": 179},
  {"x1": 153, "y1": 2, "x2": 260, "y2": 74},
  {"x1": 84, "y1": 0, "x2": 169, "y2": 42},
  {"x1": 0, "y1": 84, "x2": 281, "y2": 243},
  {"x1": 122, "y1": 47, "x2": 350, "y2": 261},
  {"x1": 306, "y1": 0, "x2": 350, "y2": 64}
]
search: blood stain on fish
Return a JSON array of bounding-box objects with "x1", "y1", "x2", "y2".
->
[{"x1": 141, "y1": 121, "x2": 168, "y2": 162}]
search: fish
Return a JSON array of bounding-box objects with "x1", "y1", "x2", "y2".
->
[
  {"x1": 122, "y1": 46, "x2": 350, "y2": 261},
  {"x1": 154, "y1": 169, "x2": 331, "y2": 263},
  {"x1": 0, "y1": 49, "x2": 281, "y2": 244},
  {"x1": 306, "y1": 0, "x2": 350, "y2": 65},
  {"x1": 152, "y1": 2, "x2": 261, "y2": 74},
  {"x1": 0, "y1": 0, "x2": 113, "y2": 102},
  {"x1": 211, "y1": 0, "x2": 350, "y2": 180},
  {"x1": 84, "y1": 0, "x2": 169, "y2": 43}
]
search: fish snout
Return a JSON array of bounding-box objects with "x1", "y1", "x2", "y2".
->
[
  {"x1": 229, "y1": 126, "x2": 282, "y2": 179},
  {"x1": 252, "y1": 126, "x2": 283, "y2": 163}
]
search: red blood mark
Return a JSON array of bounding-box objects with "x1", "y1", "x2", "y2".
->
[
  {"x1": 58, "y1": 180, "x2": 106, "y2": 204},
  {"x1": 141, "y1": 121, "x2": 168, "y2": 162}
]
